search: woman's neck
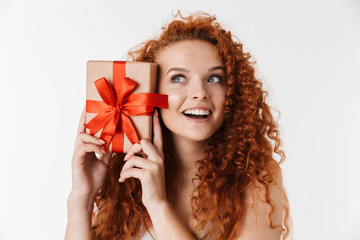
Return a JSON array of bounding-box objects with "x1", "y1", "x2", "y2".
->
[
  {"x1": 166, "y1": 134, "x2": 207, "y2": 210},
  {"x1": 171, "y1": 134, "x2": 207, "y2": 174}
]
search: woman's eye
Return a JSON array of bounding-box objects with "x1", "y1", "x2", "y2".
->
[
  {"x1": 171, "y1": 75, "x2": 186, "y2": 83},
  {"x1": 208, "y1": 75, "x2": 222, "y2": 83}
]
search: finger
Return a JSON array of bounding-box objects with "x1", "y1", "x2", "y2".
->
[
  {"x1": 77, "y1": 106, "x2": 86, "y2": 133},
  {"x1": 124, "y1": 143, "x2": 143, "y2": 161},
  {"x1": 78, "y1": 132, "x2": 106, "y2": 145},
  {"x1": 120, "y1": 156, "x2": 155, "y2": 175},
  {"x1": 152, "y1": 109, "x2": 163, "y2": 155},
  {"x1": 139, "y1": 139, "x2": 162, "y2": 163},
  {"x1": 74, "y1": 142, "x2": 105, "y2": 158},
  {"x1": 119, "y1": 168, "x2": 146, "y2": 182}
]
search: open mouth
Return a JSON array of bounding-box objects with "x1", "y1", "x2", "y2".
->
[{"x1": 182, "y1": 109, "x2": 212, "y2": 119}]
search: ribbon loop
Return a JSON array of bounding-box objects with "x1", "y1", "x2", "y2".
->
[{"x1": 94, "y1": 78, "x2": 118, "y2": 107}]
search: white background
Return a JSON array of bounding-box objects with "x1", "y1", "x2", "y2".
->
[{"x1": 1, "y1": 0, "x2": 359, "y2": 239}]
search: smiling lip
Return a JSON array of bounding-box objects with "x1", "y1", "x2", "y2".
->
[{"x1": 181, "y1": 106, "x2": 213, "y2": 123}]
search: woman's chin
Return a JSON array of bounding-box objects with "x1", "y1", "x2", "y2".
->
[{"x1": 171, "y1": 131, "x2": 214, "y2": 144}]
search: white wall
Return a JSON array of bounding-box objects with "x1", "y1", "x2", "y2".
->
[{"x1": 1, "y1": 0, "x2": 359, "y2": 239}]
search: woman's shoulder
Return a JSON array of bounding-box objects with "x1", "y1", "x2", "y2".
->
[
  {"x1": 244, "y1": 166, "x2": 283, "y2": 212},
  {"x1": 138, "y1": 230, "x2": 155, "y2": 240},
  {"x1": 235, "y1": 166, "x2": 284, "y2": 239}
]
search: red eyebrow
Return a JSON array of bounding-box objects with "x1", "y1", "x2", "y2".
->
[
  {"x1": 166, "y1": 67, "x2": 190, "y2": 75},
  {"x1": 209, "y1": 66, "x2": 225, "y2": 71},
  {"x1": 166, "y1": 66, "x2": 224, "y2": 75}
]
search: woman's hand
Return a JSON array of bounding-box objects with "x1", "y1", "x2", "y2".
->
[
  {"x1": 119, "y1": 109, "x2": 167, "y2": 209},
  {"x1": 118, "y1": 110, "x2": 197, "y2": 240},
  {"x1": 69, "y1": 107, "x2": 112, "y2": 209}
]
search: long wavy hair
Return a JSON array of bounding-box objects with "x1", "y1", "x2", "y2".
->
[{"x1": 91, "y1": 11, "x2": 290, "y2": 240}]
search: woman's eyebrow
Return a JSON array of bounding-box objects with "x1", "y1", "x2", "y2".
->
[
  {"x1": 166, "y1": 66, "x2": 225, "y2": 75},
  {"x1": 209, "y1": 66, "x2": 225, "y2": 72},
  {"x1": 166, "y1": 67, "x2": 189, "y2": 75}
]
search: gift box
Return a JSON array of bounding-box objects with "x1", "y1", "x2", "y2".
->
[{"x1": 85, "y1": 61, "x2": 168, "y2": 153}]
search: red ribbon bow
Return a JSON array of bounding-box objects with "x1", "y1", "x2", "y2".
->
[{"x1": 85, "y1": 61, "x2": 168, "y2": 152}]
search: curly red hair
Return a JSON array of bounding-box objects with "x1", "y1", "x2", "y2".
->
[{"x1": 91, "y1": 11, "x2": 290, "y2": 240}]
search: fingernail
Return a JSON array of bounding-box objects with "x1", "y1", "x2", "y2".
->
[
  {"x1": 124, "y1": 155, "x2": 128, "y2": 161},
  {"x1": 99, "y1": 139, "x2": 106, "y2": 144},
  {"x1": 155, "y1": 109, "x2": 159, "y2": 117},
  {"x1": 101, "y1": 148, "x2": 106, "y2": 154}
]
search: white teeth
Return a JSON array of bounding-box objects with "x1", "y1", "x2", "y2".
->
[{"x1": 183, "y1": 109, "x2": 210, "y2": 115}]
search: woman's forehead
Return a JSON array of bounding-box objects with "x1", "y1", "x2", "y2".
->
[{"x1": 156, "y1": 40, "x2": 223, "y2": 70}]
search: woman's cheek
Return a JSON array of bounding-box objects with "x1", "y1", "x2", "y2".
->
[
  {"x1": 167, "y1": 91, "x2": 183, "y2": 109},
  {"x1": 159, "y1": 90, "x2": 184, "y2": 129}
]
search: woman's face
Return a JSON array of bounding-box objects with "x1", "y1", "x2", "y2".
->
[{"x1": 156, "y1": 40, "x2": 226, "y2": 142}]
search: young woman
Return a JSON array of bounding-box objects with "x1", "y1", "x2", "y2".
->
[{"x1": 66, "y1": 11, "x2": 290, "y2": 240}]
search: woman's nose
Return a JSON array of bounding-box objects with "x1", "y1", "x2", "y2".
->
[{"x1": 190, "y1": 81, "x2": 209, "y2": 100}]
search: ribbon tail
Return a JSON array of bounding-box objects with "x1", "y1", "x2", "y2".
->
[
  {"x1": 121, "y1": 114, "x2": 140, "y2": 145},
  {"x1": 85, "y1": 112, "x2": 113, "y2": 135},
  {"x1": 85, "y1": 104, "x2": 118, "y2": 135},
  {"x1": 86, "y1": 100, "x2": 108, "y2": 113}
]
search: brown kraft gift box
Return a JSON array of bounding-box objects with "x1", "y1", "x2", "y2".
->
[{"x1": 85, "y1": 60, "x2": 158, "y2": 153}]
